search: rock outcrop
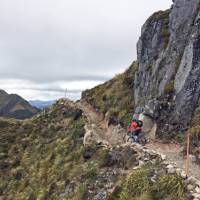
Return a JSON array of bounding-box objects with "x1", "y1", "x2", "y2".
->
[
  {"x1": 134, "y1": 0, "x2": 200, "y2": 136},
  {"x1": 82, "y1": 0, "x2": 200, "y2": 139}
]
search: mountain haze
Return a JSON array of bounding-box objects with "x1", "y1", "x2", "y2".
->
[{"x1": 29, "y1": 100, "x2": 55, "y2": 109}]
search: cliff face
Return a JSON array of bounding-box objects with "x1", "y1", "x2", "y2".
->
[
  {"x1": 134, "y1": 0, "x2": 200, "y2": 135},
  {"x1": 82, "y1": 0, "x2": 200, "y2": 137}
]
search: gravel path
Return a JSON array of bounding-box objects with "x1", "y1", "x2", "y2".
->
[{"x1": 78, "y1": 100, "x2": 200, "y2": 180}]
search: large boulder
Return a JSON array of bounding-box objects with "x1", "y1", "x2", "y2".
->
[
  {"x1": 139, "y1": 114, "x2": 157, "y2": 140},
  {"x1": 83, "y1": 124, "x2": 101, "y2": 147},
  {"x1": 143, "y1": 99, "x2": 161, "y2": 119}
]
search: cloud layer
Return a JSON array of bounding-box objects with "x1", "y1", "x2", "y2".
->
[{"x1": 0, "y1": 0, "x2": 172, "y2": 100}]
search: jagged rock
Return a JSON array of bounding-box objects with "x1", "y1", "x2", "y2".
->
[
  {"x1": 160, "y1": 154, "x2": 167, "y2": 160},
  {"x1": 60, "y1": 182, "x2": 75, "y2": 198},
  {"x1": 181, "y1": 171, "x2": 187, "y2": 179},
  {"x1": 102, "y1": 146, "x2": 138, "y2": 169},
  {"x1": 93, "y1": 190, "x2": 107, "y2": 200},
  {"x1": 196, "y1": 181, "x2": 200, "y2": 187},
  {"x1": 187, "y1": 184, "x2": 195, "y2": 191},
  {"x1": 143, "y1": 100, "x2": 161, "y2": 119},
  {"x1": 83, "y1": 124, "x2": 102, "y2": 147},
  {"x1": 139, "y1": 113, "x2": 157, "y2": 140},
  {"x1": 195, "y1": 186, "x2": 200, "y2": 193},
  {"x1": 139, "y1": 160, "x2": 145, "y2": 167},
  {"x1": 176, "y1": 168, "x2": 182, "y2": 175},
  {"x1": 187, "y1": 176, "x2": 200, "y2": 185},
  {"x1": 166, "y1": 164, "x2": 176, "y2": 174},
  {"x1": 192, "y1": 193, "x2": 200, "y2": 199}
]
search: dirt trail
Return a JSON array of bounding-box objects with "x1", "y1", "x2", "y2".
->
[
  {"x1": 146, "y1": 141, "x2": 200, "y2": 179},
  {"x1": 78, "y1": 100, "x2": 200, "y2": 179},
  {"x1": 77, "y1": 100, "x2": 111, "y2": 142}
]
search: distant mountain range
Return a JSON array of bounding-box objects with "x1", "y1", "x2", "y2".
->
[
  {"x1": 0, "y1": 89, "x2": 39, "y2": 119},
  {"x1": 29, "y1": 100, "x2": 55, "y2": 109}
]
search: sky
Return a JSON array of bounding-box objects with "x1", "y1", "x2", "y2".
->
[{"x1": 0, "y1": 0, "x2": 172, "y2": 101}]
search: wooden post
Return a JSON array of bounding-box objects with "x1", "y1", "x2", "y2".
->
[{"x1": 185, "y1": 133, "x2": 190, "y2": 178}]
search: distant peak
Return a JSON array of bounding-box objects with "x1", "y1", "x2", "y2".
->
[{"x1": 0, "y1": 89, "x2": 8, "y2": 95}]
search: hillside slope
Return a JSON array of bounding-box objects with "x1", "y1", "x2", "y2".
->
[
  {"x1": 0, "y1": 90, "x2": 39, "y2": 119},
  {"x1": 82, "y1": 61, "x2": 138, "y2": 127},
  {"x1": 1, "y1": 99, "x2": 196, "y2": 200}
]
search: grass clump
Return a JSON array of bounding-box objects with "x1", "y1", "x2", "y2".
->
[
  {"x1": 98, "y1": 148, "x2": 110, "y2": 167},
  {"x1": 109, "y1": 163, "x2": 186, "y2": 200},
  {"x1": 119, "y1": 167, "x2": 151, "y2": 200},
  {"x1": 152, "y1": 174, "x2": 185, "y2": 200},
  {"x1": 71, "y1": 184, "x2": 87, "y2": 200},
  {"x1": 164, "y1": 80, "x2": 175, "y2": 94},
  {"x1": 189, "y1": 125, "x2": 200, "y2": 139}
]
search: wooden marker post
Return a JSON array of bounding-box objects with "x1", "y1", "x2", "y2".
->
[{"x1": 185, "y1": 133, "x2": 190, "y2": 178}]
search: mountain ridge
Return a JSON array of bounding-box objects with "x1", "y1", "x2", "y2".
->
[{"x1": 0, "y1": 89, "x2": 39, "y2": 119}]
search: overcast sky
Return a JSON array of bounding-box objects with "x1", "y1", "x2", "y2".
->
[{"x1": 0, "y1": 0, "x2": 172, "y2": 100}]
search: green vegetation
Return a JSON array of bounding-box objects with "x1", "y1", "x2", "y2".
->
[
  {"x1": 152, "y1": 174, "x2": 185, "y2": 200},
  {"x1": 175, "y1": 132, "x2": 185, "y2": 143},
  {"x1": 0, "y1": 109, "x2": 86, "y2": 199},
  {"x1": 82, "y1": 61, "x2": 138, "y2": 127},
  {"x1": 119, "y1": 168, "x2": 151, "y2": 199},
  {"x1": 109, "y1": 164, "x2": 185, "y2": 200},
  {"x1": 164, "y1": 80, "x2": 175, "y2": 94},
  {"x1": 0, "y1": 100, "x2": 113, "y2": 199},
  {"x1": 189, "y1": 125, "x2": 200, "y2": 139},
  {"x1": 0, "y1": 99, "x2": 188, "y2": 199}
]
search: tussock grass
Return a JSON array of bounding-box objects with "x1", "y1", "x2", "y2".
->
[{"x1": 82, "y1": 61, "x2": 138, "y2": 127}]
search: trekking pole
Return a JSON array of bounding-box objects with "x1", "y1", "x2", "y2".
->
[{"x1": 185, "y1": 133, "x2": 190, "y2": 178}]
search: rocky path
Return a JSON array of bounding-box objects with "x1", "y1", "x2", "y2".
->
[
  {"x1": 77, "y1": 100, "x2": 125, "y2": 145},
  {"x1": 78, "y1": 100, "x2": 200, "y2": 180},
  {"x1": 146, "y1": 141, "x2": 200, "y2": 180}
]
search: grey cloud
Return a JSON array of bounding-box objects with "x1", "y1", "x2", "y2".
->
[{"x1": 0, "y1": 0, "x2": 172, "y2": 99}]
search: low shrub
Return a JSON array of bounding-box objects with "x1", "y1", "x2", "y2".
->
[
  {"x1": 98, "y1": 149, "x2": 110, "y2": 167},
  {"x1": 0, "y1": 119, "x2": 10, "y2": 128},
  {"x1": 119, "y1": 168, "x2": 151, "y2": 199},
  {"x1": 152, "y1": 174, "x2": 185, "y2": 200},
  {"x1": 164, "y1": 80, "x2": 175, "y2": 94}
]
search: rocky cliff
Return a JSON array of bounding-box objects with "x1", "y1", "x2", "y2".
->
[
  {"x1": 83, "y1": 0, "x2": 200, "y2": 138},
  {"x1": 0, "y1": 89, "x2": 39, "y2": 119},
  {"x1": 134, "y1": 0, "x2": 200, "y2": 136}
]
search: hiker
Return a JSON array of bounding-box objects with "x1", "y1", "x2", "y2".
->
[{"x1": 127, "y1": 117, "x2": 143, "y2": 142}]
